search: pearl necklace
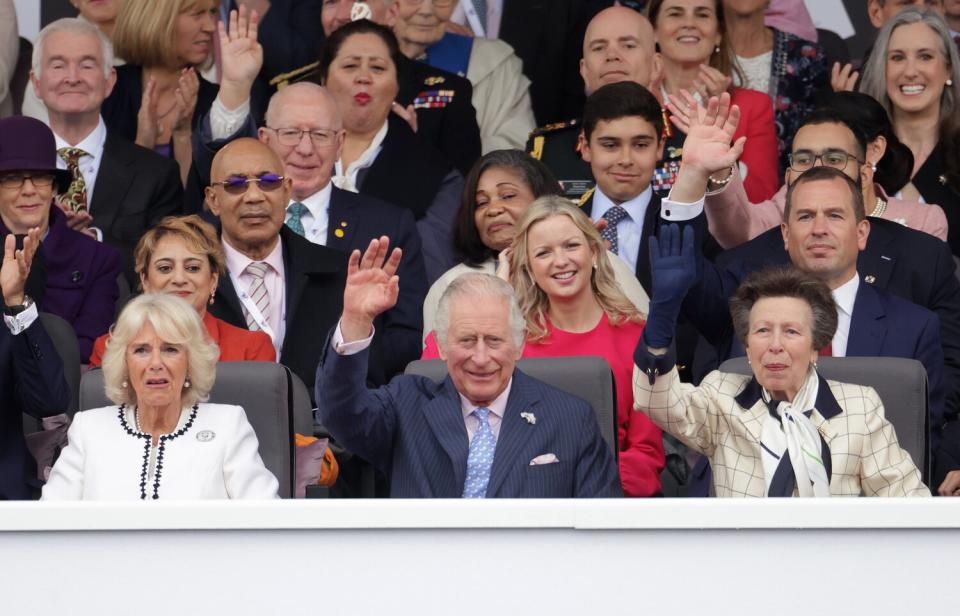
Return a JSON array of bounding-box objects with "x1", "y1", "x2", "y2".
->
[{"x1": 870, "y1": 197, "x2": 887, "y2": 218}]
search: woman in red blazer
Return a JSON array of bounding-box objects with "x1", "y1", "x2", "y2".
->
[
  {"x1": 647, "y1": 0, "x2": 780, "y2": 202},
  {"x1": 89, "y1": 215, "x2": 275, "y2": 366}
]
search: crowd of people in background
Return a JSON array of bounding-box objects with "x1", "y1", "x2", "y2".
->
[{"x1": 1, "y1": 0, "x2": 959, "y2": 502}]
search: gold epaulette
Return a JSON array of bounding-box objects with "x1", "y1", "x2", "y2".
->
[
  {"x1": 528, "y1": 118, "x2": 579, "y2": 138},
  {"x1": 269, "y1": 61, "x2": 320, "y2": 89},
  {"x1": 577, "y1": 186, "x2": 596, "y2": 207}
]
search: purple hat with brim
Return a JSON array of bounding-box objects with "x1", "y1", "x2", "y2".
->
[{"x1": 0, "y1": 115, "x2": 72, "y2": 193}]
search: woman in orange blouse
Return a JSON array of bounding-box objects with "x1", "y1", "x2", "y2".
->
[{"x1": 89, "y1": 215, "x2": 274, "y2": 366}]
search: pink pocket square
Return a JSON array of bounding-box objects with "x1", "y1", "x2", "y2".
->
[{"x1": 529, "y1": 453, "x2": 559, "y2": 466}]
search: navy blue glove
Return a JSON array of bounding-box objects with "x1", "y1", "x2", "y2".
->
[{"x1": 643, "y1": 224, "x2": 697, "y2": 348}]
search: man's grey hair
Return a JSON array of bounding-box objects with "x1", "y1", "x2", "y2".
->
[
  {"x1": 32, "y1": 18, "x2": 114, "y2": 79},
  {"x1": 434, "y1": 273, "x2": 526, "y2": 350}
]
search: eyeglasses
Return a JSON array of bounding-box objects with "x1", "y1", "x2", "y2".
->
[
  {"x1": 400, "y1": 0, "x2": 456, "y2": 7},
  {"x1": 788, "y1": 149, "x2": 864, "y2": 173},
  {"x1": 264, "y1": 127, "x2": 340, "y2": 148},
  {"x1": 0, "y1": 173, "x2": 56, "y2": 190},
  {"x1": 211, "y1": 173, "x2": 286, "y2": 195}
]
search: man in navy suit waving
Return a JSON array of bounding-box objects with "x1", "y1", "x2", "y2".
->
[{"x1": 316, "y1": 239, "x2": 621, "y2": 498}]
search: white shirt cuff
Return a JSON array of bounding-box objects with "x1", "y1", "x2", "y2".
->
[
  {"x1": 90, "y1": 226, "x2": 103, "y2": 242},
  {"x1": 332, "y1": 319, "x2": 375, "y2": 355},
  {"x1": 4, "y1": 302, "x2": 39, "y2": 335},
  {"x1": 209, "y1": 96, "x2": 251, "y2": 141},
  {"x1": 660, "y1": 195, "x2": 704, "y2": 221}
]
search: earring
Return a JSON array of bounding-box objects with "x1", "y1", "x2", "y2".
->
[
  {"x1": 871, "y1": 163, "x2": 877, "y2": 173},
  {"x1": 184, "y1": 379, "x2": 191, "y2": 389},
  {"x1": 714, "y1": 45, "x2": 720, "y2": 54},
  {"x1": 121, "y1": 380, "x2": 128, "y2": 388},
  {"x1": 948, "y1": 79, "x2": 954, "y2": 86},
  {"x1": 208, "y1": 292, "x2": 216, "y2": 306}
]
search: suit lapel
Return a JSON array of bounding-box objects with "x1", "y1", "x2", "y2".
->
[
  {"x1": 858, "y1": 224, "x2": 896, "y2": 289},
  {"x1": 733, "y1": 377, "x2": 770, "y2": 443},
  {"x1": 212, "y1": 268, "x2": 246, "y2": 328},
  {"x1": 486, "y1": 373, "x2": 539, "y2": 497},
  {"x1": 421, "y1": 378, "x2": 470, "y2": 490},
  {"x1": 847, "y1": 281, "x2": 886, "y2": 357},
  {"x1": 90, "y1": 133, "x2": 134, "y2": 231},
  {"x1": 326, "y1": 188, "x2": 360, "y2": 250},
  {"x1": 635, "y1": 193, "x2": 661, "y2": 293}
]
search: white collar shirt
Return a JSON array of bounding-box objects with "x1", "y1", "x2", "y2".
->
[
  {"x1": 333, "y1": 120, "x2": 388, "y2": 193},
  {"x1": 830, "y1": 273, "x2": 860, "y2": 357},
  {"x1": 53, "y1": 116, "x2": 107, "y2": 210},
  {"x1": 287, "y1": 183, "x2": 332, "y2": 246},
  {"x1": 451, "y1": 0, "x2": 503, "y2": 38},
  {"x1": 591, "y1": 185, "x2": 653, "y2": 273}
]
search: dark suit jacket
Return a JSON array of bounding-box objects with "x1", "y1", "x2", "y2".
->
[
  {"x1": 396, "y1": 55, "x2": 481, "y2": 177},
  {"x1": 499, "y1": 0, "x2": 590, "y2": 126},
  {"x1": 315, "y1": 338, "x2": 622, "y2": 497},
  {"x1": 327, "y1": 186, "x2": 426, "y2": 379},
  {"x1": 91, "y1": 131, "x2": 183, "y2": 286},
  {"x1": 209, "y1": 227, "x2": 352, "y2": 393},
  {"x1": 912, "y1": 143, "x2": 960, "y2": 257},
  {"x1": 0, "y1": 317, "x2": 70, "y2": 499},
  {"x1": 1, "y1": 208, "x2": 120, "y2": 362}
]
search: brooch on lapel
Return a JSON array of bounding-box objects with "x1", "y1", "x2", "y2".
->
[
  {"x1": 520, "y1": 411, "x2": 537, "y2": 425},
  {"x1": 424, "y1": 76, "x2": 445, "y2": 86},
  {"x1": 196, "y1": 430, "x2": 216, "y2": 442},
  {"x1": 864, "y1": 275, "x2": 876, "y2": 284},
  {"x1": 334, "y1": 221, "x2": 347, "y2": 238}
]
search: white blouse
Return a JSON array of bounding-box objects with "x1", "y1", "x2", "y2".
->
[{"x1": 42, "y1": 403, "x2": 279, "y2": 500}]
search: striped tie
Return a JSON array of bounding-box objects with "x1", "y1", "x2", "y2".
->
[{"x1": 243, "y1": 261, "x2": 270, "y2": 332}]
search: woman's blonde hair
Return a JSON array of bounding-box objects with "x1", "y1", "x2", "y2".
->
[
  {"x1": 113, "y1": 0, "x2": 214, "y2": 68},
  {"x1": 509, "y1": 195, "x2": 644, "y2": 341},
  {"x1": 102, "y1": 293, "x2": 220, "y2": 408}
]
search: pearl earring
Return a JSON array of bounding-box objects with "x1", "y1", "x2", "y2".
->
[
  {"x1": 871, "y1": 163, "x2": 877, "y2": 173},
  {"x1": 121, "y1": 380, "x2": 128, "y2": 388},
  {"x1": 184, "y1": 379, "x2": 191, "y2": 389},
  {"x1": 209, "y1": 292, "x2": 215, "y2": 306},
  {"x1": 714, "y1": 45, "x2": 720, "y2": 54},
  {"x1": 948, "y1": 79, "x2": 954, "y2": 86}
]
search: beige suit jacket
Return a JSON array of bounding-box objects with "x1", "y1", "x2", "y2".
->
[{"x1": 632, "y1": 366, "x2": 929, "y2": 497}]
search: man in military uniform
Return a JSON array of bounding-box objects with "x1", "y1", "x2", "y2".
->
[
  {"x1": 271, "y1": 0, "x2": 481, "y2": 176},
  {"x1": 528, "y1": 5, "x2": 664, "y2": 200}
]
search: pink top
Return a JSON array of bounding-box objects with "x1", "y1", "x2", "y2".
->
[{"x1": 421, "y1": 313, "x2": 665, "y2": 497}]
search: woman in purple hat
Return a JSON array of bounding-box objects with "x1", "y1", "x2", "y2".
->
[{"x1": 0, "y1": 115, "x2": 121, "y2": 360}]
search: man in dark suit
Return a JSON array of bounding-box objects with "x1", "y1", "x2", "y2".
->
[
  {"x1": 0, "y1": 229, "x2": 71, "y2": 499},
  {"x1": 30, "y1": 18, "x2": 184, "y2": 286},
  {"x1": 258, "y1": 82, "x2": 425, "y2": 378},
  {"x1": 204, "y1": 138, "x2": 357, "y2": 393},
  {"x1": 316, "y1": 247, "x2": 621, "y2": 498}
]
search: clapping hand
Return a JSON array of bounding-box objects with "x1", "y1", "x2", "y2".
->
[
  {"x1": 1, "y1": 228, "x2": 40, "y2": 306},
  {"x1": 172, "y1": 68, "x2": 200, "y2": 136},
  {"x1": 831, "y1": 62, "x2": 859, "y2": 93},
  {"x1": 691, "y1": 64, "x2": 733, "y2": 101},
  {"x1": 135, "y1": 76, "x2": 160, "y2": 148},
  {"x1": 340, "y1": 236, "x2": 402, "y2": 342},
  {"x1": 643, "y1": 224, "x2": 697, "y2": 351}
]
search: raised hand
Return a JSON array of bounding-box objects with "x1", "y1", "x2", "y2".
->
[
  {"x1": 172, "y1": 68, "x2": 200, "y2": 135},
  {"x1": 1, "y1": 228, "x2": 40, "y2": 306},
  {"x1": 831, "y1": 62, "x2": 859, "y2": 93},
  {"x1": 677, "y1": 90, "x2": 745, "y2": 175},
  {"x1": 643, "y1": 224, "x2": 697, "y2": 350},
  {"x1": 220, "y1": 6, "x2": 263, "y2": 92},
  {"x1": 135, "y1": 76, "x2": 159, "y2": 148},
  {"x1": 341, "y1": 236, "x2": 402, "y2": 342}
]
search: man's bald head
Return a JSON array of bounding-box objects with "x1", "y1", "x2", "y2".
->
[
  {"x1": 265, "y1": 82, "x2": 343, "y2": 130},
  {"x1": 210, "y1": 138, "x2": 285, "y2": 183},
  {"x1": 206, "y1": 138, "x2": 291, "y2": 259},
  {"x1": 580, "y1": 6, "x2": 658, "y2": 94}
]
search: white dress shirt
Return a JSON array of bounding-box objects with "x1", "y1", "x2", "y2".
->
[
  {"x1": 53, "y1": 116, "x2": 107, "y2": 210},
  {"x1": 333, "y1": 120, "x2": 388, "y2": 193},
  {"x1": 3, "y1": 302, "x2": 38, "y2": 335},
  {"x1": 591, "y1": 185, "x2": 653, "y2": 273},
  {"x1": 829, "y1": 273, "x2": 859, "y2": 357},
  {"x1": 222, "y1": 236, "x2": 287, "y2": 354},
  {"x1": 287, "y1": 183, "x2": 332, "y2": 246}
]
